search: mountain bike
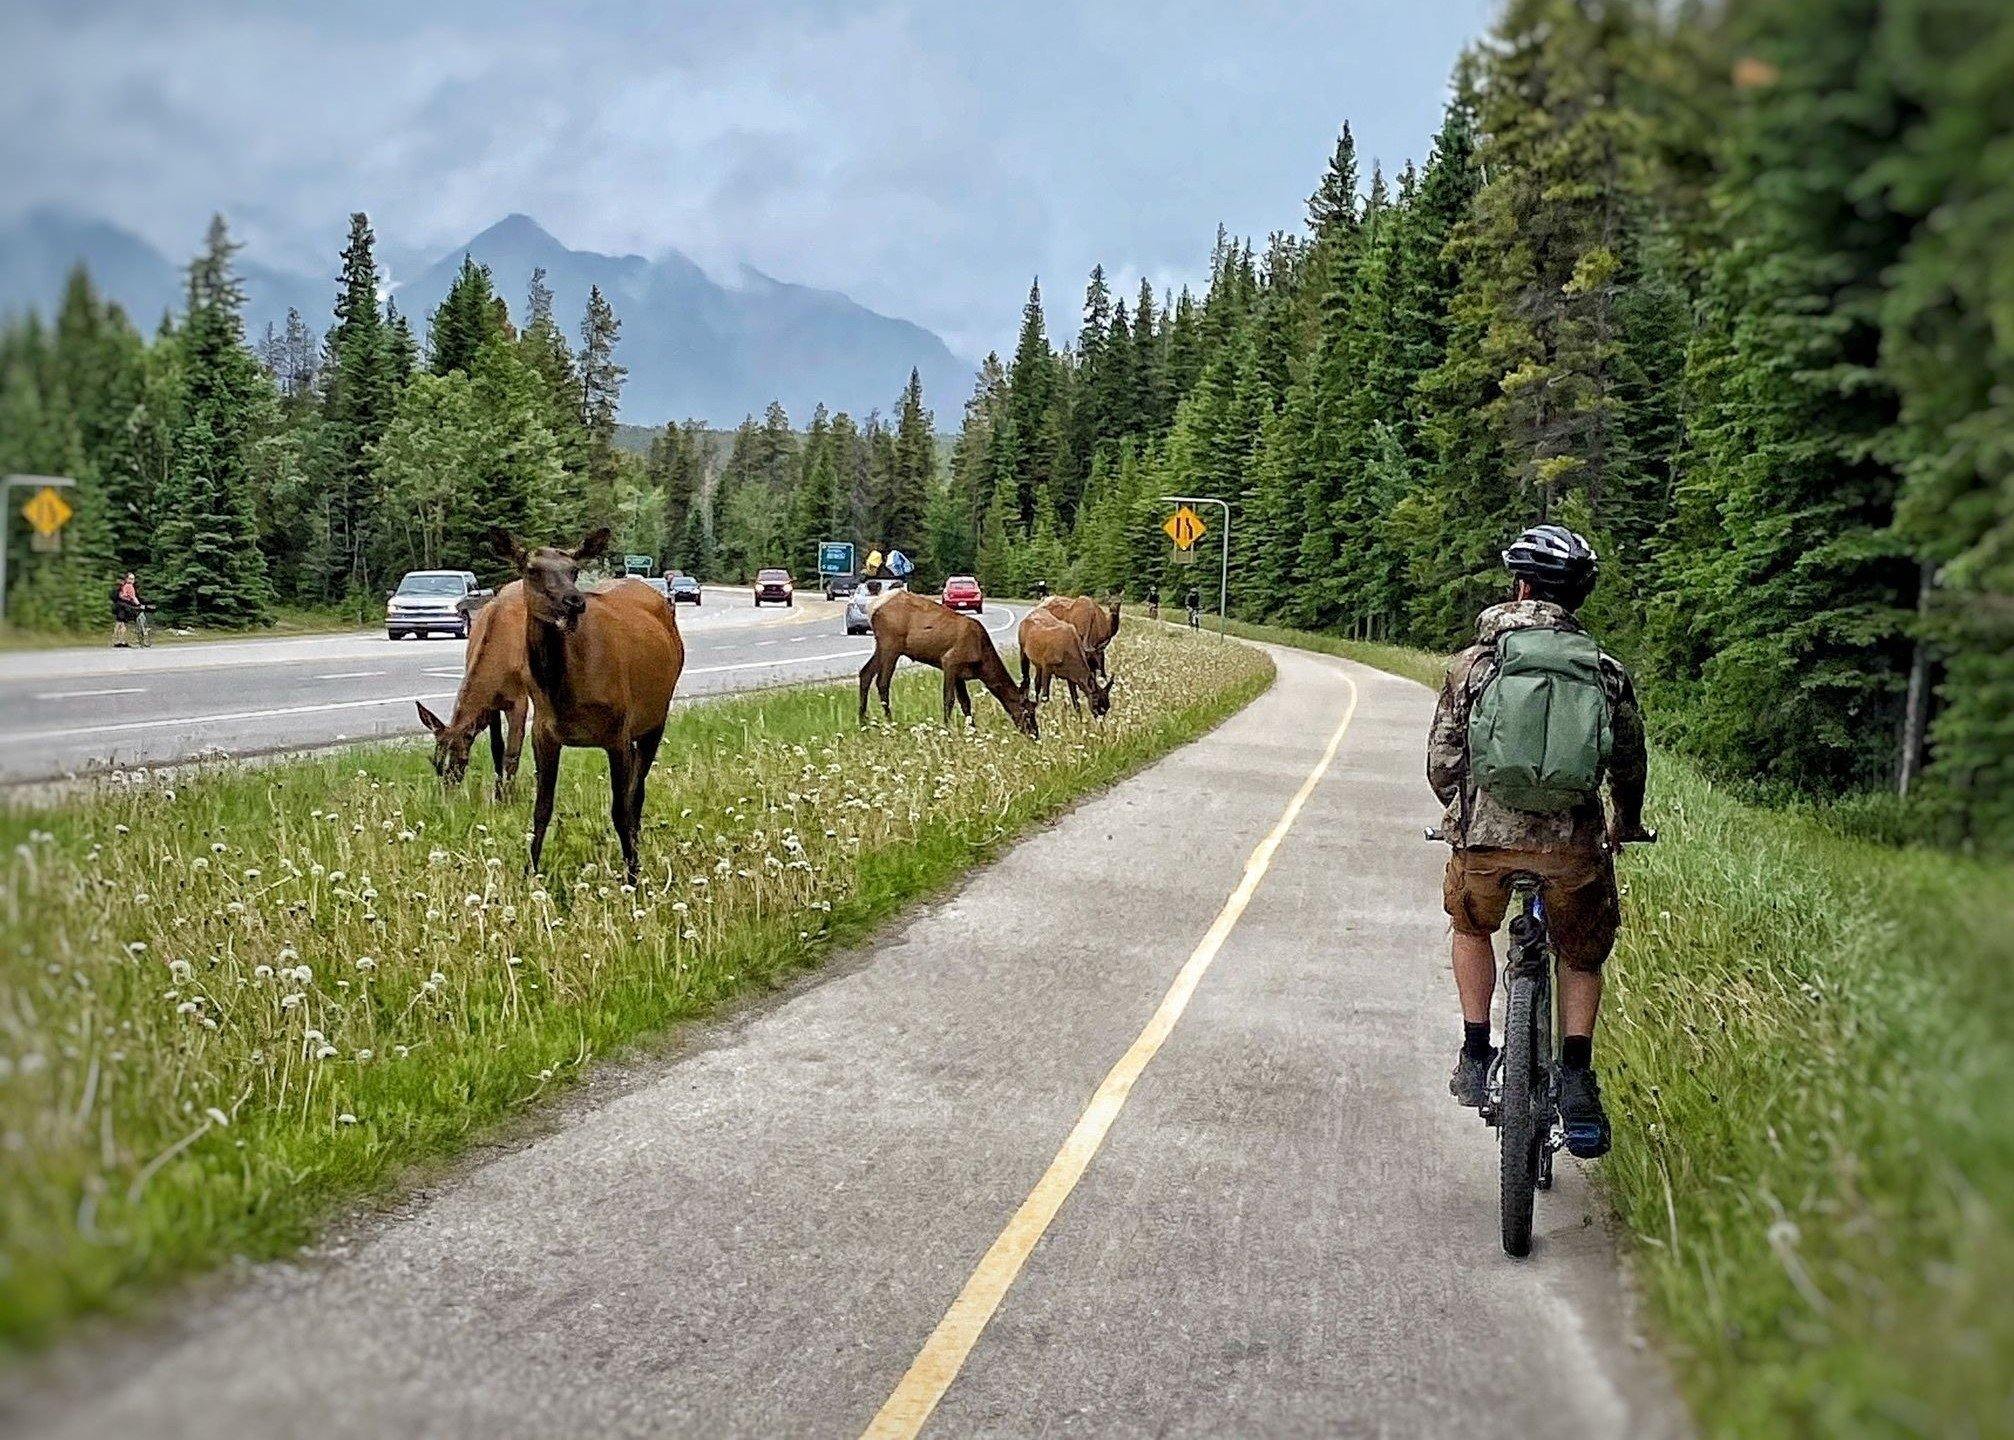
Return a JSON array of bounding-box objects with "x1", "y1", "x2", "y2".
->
[{"x1": 1427, "y1": 825, "x2": 1655, "y2": 1257}]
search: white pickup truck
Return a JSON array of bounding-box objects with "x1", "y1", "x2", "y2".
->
[{"x1": 386, "y1": 570, "x2": 490, "y2": 640}]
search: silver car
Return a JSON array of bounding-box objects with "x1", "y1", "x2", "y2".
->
[
  {"x1": 844, "y1": 594, "x2": 873, "y2": 635},
  {"x1": 387, "y1": 570, "x2": 487, "y2": 639}
]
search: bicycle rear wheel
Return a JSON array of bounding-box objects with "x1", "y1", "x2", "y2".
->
[{"x1": 1499, "y1": 973, "x2": 1542, "y2": 1257}]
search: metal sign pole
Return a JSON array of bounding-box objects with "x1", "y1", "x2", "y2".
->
[
  {"x1": 1158, "y1": 494, "x2": 1230, "y2": 635},
  {"x1": 0, "y1": 475, "x2": 78, "y2": 625}
]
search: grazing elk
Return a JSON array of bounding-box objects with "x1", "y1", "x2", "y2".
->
[
  {"x1": 1018, "y1": 607, "x2": 1115, "y2": 717},
  {"x1": 858, "y1": 590, "x2": 1038, "y2": 736},
  {"x1": 1032, "y1": 593, "x2": 1122, "y2": 677},
  {"x1": 416, "y1": 581, "x2": 531, "y2": 800},
  {"x1": 490, "y1": 527, "x2": 685, "y2": 883}
]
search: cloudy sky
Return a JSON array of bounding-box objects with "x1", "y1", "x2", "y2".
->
[{"x1": 4, "y1": 0, "x2": 1491, "y2": 357}]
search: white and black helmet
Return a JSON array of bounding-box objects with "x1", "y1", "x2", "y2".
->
[{"x1": 1503, "y1": 523, "x2": 1598, "y2": 594}]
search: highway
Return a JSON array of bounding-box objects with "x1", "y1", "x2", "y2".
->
[{"x1": 0, "y1": 589, "x2": 1019, "y2": 783}]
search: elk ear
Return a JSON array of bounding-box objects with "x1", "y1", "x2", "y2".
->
[
  {"x1": 571, "y1": 527, "x2": 612, "y2": 563},
  {"x1": 488, "y1": 527, "x2": 528, "y2": 570},
  {"x1": 416, "y1": 702, "x2": 447, "y2": 736}
]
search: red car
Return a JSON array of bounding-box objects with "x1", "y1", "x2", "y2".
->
[
  {"x1": 942, "y1": 575, "x2": 984, "y2": 613},
  {"x1": 753, "y1": 568, "x2": 794, "y2": 607}
]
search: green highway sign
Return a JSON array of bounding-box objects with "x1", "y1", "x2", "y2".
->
[{"x1": 818, "y1": 540, "x2": 855, "y2": 576}]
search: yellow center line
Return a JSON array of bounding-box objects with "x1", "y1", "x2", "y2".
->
[{"x1": 861, "y1": 667, "x2": 1361, "y2": 1439}]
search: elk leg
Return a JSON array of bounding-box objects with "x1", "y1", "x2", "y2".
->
[
  {"x1": 877, "y1": 654, "x2": 894, "y2": 717},
  {"x1": 857, "y1": 653, "x2": 877, "y2": 724},
  {"x1": 487, "y1": 710, "x2": 506, "y2": 801},
  {"x1": 629, "y1": 725, "x2": 664, "y2": 851},
  {"x1": 941, "y1": 671, "x2": 958, "y2": 724},
  {"x1": 1019, "y1": 650, "x2": 1031, "y2": 697},
  {"x1": 954, "y1": 676, "x2": 974, "y2": 723},
  {"x1": 606, "y1": 744, "x2": 639, "y2": 884},
  {"x1": 529, "y1": 732, "x2": 562, "y2": 872},
  {"x1": 502, "y1": 701, "x2": 527, "y2": 799},
  {"x1": 1067, "y1": 679, "x2": 1083, "y2": 713}
]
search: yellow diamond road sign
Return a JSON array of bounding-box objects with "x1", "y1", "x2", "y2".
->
[
  {"x1": 22, "y1": 485, "x2": 73, "y2": 537},
  {"x1": 1163, "y1": 505, "x2": 1206, "y2": 550}
]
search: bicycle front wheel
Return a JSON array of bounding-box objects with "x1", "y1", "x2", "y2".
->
[{"x1": 1499, "y1": 973, "x2": 1542, "y2": 1257}]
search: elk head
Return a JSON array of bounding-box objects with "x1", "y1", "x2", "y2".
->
[
  {"x1": 1088, "y1": 670, "x2": 1116, "y2": 719},
  {"x1": 416, "y1": 702, "x2": 471, "y2": 787},
  {"x1": 489, "y1": 526, "x2": 611, "y2": 633},
  {"x1": 1007, "y1": 688, "x2": 1041, "y2": 739}
]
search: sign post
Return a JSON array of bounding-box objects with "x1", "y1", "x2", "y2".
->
[
  {"x1": 1158, "y1": 494, "x2": 1230, "y2": 635},
  {"x1": 1, "y1": 475, "x2": 78, "y2": 625}
]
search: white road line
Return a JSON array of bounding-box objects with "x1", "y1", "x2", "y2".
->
[
  {"x1": 422, "y1": 668, "x2": 464, "y2": 678},
  {"x1": 315, "y1": 670, "x2": 385, "y2": 680},
  {"x1": 0, "y1": 692, "x2": 459, "y2": 744},
  {"x1": 31, "y1": 686, "x2": 148, "y2": 701},
  {"x1": 685, "y1": 648, "x2": 871, "y2": 675}
]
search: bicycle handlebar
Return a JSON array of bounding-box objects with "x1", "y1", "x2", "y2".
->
[{"x1": 1424, "y1": 825, "x2": 1658, "y2": 846}]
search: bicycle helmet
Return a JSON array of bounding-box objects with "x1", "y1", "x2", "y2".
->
[{"x1": 1502, "y1": 523, "x2": 1598, "y2": 603}]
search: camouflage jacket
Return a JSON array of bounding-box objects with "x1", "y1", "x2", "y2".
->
[{"x1": 1427, "y1": 600, "x2": 1648, "y2": 852}]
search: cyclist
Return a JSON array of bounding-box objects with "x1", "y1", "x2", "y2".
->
[
  {"x1": 1184, "y1": 584, "x2": 1201, "y2": 630},
  {"x1": 1146, "y1": 584, "x2": 1160, "y2": 622},
  {"x1": 1427, "y1": 524, "x2": 1648, "y2": 1158},
  {"x1": 110, "y1": 571, "x2": 151, "y2": 648}
]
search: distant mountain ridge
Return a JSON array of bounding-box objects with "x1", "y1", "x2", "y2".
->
[{"x1": 0, "y1": 209, "x2": 975, "y2": 427}]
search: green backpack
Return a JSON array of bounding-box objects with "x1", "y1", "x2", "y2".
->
[{"x1": 1466, "y1": 627, "x2": 1614, "y2": 814}]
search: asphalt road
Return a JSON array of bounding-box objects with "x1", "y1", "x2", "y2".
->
[
  {"x1": 0, "y1": 589, "x2": 1018, "y2": 782},
  {"x1": 4, "y1": 640, "x2": 1685, "y2": 1438}
]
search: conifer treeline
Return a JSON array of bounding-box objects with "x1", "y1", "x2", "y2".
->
[
  {"x1": 940, "y1": 0, "x2": 2011, "y2": 844},
  {"x1": 1, "y1": 0, "x2": 2005, "y2": 841}
]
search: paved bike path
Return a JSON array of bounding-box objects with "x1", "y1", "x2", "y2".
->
[{"x1": 8, "y1": 642, "x2": 1684, "y2": 1438}]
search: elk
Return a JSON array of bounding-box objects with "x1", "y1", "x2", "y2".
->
[
  {"x1": 416, "y1": 581, "x2": 530, "y2": 800},
  {"x1": 1018, "y1": 608, "x2": 1115, "y2": 717},
  {"x1": 490, "y1": 527, "x2": 685, "y2": 883},
  {"x1": 1032, "y1": 593, "x2": 1122, "y2": 677},
  {"x1": 858, "y1": 590, "x2": 1038, "y2": 736}
]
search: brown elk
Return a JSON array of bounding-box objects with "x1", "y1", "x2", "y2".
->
[
  {"x1": 858, "y1": 590, "x2": 1038, "y2": 736},
  {"x1": 416, "y1": 581, "x2": 530, "y2": 800},
  {"x1": 1018, "y1": 608, "x2": 1114, "y2": 717},
  {"x1": 1031, "y1": 593, "x2": 1122, "y2": 678},
  {"x1": 490, "y1": 527, "x2": 685, "y2": 883}
]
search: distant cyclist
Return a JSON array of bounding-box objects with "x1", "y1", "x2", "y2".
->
[
  {"x1": 110, "y1": 572, "x2": 152, "y2": 648},
  {"x1": 1184, "y1": 585, "x2": 1201, "y2": 630},
  {"x1": 1427, "y1": 524, "x2": 1648, "y2": 1157},
  {"x1": 1146, "y1": 584, "x2": 1160, "y2": 622}
]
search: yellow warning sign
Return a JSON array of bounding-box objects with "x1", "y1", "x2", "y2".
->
[
  {"x1": 22, "y1": 485, "x2": 72, "y2": 537},
  {"x1": 1162, "y1": 505, "x2": 1206, "y2": 550}
]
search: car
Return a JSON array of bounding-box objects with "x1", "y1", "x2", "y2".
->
[
  {"x1": 640, "y1": 576, "x2": 671, "y2": 599},
  {"x1": 942, "y1": 575, "x2": 984, "y2": 613},
  {"x1": 824, "y1": 572, "x2": 861, "y2": 600},
  {"x1": 753, "y1": 568, "x2": 794, "y2": 607},
  {"x1": 386, "y1": 569, "x2": 488, "y2": 639},
  {"x1": 669, "y1": 575, "x2": 702, "y2": 605},
  {"x1": 844, "y1": 594, "x2": 873, "y2": 635}
]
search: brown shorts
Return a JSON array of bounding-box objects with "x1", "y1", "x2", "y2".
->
[{"x1": 1443, "y1": 846, "x2": 1620, "y2": 973}]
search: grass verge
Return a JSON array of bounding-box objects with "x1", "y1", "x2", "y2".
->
[
  {"x1": 1276, "y1": 631, "x2": 2013, "y2": 1436},
  {"x1": 0, "y1": 624, "x2": 1273, "y2": 1352}
]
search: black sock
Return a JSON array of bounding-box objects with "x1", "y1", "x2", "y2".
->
[
  {"x1": 1463, "y1": 1021, "x2": 1493, "y2": 1059},
  {"x1": 1562, "y1": 1035, "x2": 1593, "y2": 1071}
]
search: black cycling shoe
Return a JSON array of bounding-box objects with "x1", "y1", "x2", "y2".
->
[
  {"x1": 1450, "y1": 1047, "x2": 1495, "y2": 1109},
  {"x1": 1558, "y1": 1066, "x2": 1612, "y2": 1158}
]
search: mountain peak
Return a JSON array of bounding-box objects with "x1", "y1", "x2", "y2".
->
[{"x1": 464, "y1": 212, "x2": 562, "y2": 251}]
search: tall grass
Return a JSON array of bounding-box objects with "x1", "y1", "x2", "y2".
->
[
  {"x1": 0, "y1": 626, "x2": 1272, "y2": 1350},
  {"x1": 1298, "y1": 634, "x2": 2013, "y2": 1436}
]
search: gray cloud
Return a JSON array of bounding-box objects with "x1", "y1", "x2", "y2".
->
[{"x1": 2, "y1": 0, "x2": 1490, "y2": 358}]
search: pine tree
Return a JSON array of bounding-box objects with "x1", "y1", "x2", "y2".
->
[
  {"x1": 429, "y1": 256, "x2": 506, "y2": 376},
  {"x1": 152, "y1": 216, "x2": 272, "y2": 626},
  {"x1": 318, "y1": 212, "x2": 399, "y2": 600},
  {"x1": 1005, "y1": 279, "x2": 1055, "y2": 525},
  {"x1": 575, "y1": 284, "x2": 626, "y2": 537},
  {"x1": 881, "y1": 369, "x2": 934, "y2": 551}
]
